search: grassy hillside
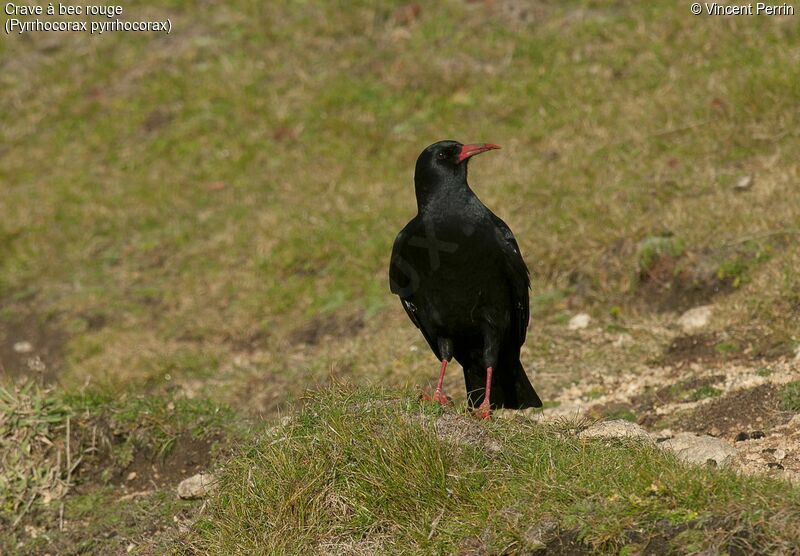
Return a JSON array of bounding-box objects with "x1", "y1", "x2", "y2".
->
[
  {"x1": 1, "y1": 0, "x2": 799, "y2": 553},
  {"x1": 195, "y1": 387, "x2": 800, "y2": 554}
]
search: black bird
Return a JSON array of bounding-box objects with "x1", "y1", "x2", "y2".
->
[{"x1": 389, "y1": 140, "x2": 542, "y2": 418}]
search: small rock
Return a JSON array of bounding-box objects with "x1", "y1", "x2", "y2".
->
[
  {"x1": 774, "y1": 448, "x2": 787, "y2": 461},
  {"x1": 661, "y1": 433, "x2": 736, "y2": 467},
  {"x1": 177, "y1": 473, "x2": 216, "y2": 500},
  {"x1": 676, "y1": 305, "x2": 712, "y2": 333},
  {"x1": 26, "y1": 357, "x2": 46, "y2": 372},
  {"x1": 568, "y1": 313, "x2": 590, "y2": 330},
  {"x1": 734, "y1": 432, "x2": 749, "y2": 442},
  {"x1": 733, "y1": 175, "x2": 753, "y2": 191},
  {"x1": 13, "y1": 341, "x2": 33, "y2": 353},
  {"x1": 523, "y1": 520, "x2": 558, "y2": 549},
  {"x1": 40, "y1": 483, "x2": 68, "y2": 504},
  {"x1": 613, "y1": 333, "x2": 633, "y2": 348},
  {"x1": 735, "y1": 430, "x2": 765, "y2": 442},
  {"x1": 126, "y1": 471, "x2": 137, "y2": 482},
  {"x1": 579, "y1": 420, "x2": 653, "y2": 442},
  {"x1": 24, "y1": 525, "x2": 43, "y2": 539}
]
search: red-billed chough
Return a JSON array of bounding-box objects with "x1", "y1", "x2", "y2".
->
[{"x1": 389, "y1": 140, "x2": 543, "y2": 419}]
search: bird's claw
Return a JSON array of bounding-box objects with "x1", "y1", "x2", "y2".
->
[
  {"x1": 421, "y1": 390, "x2": 452, "y2": 406},
  {"x1": 472, "y1": 403, "x2": 492, "y2": 420}
]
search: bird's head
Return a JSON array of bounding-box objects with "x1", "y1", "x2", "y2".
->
[{"x1": 414, "y1": 140, "x2": 499, "y2": 206}]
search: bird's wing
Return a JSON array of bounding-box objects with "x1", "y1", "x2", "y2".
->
[
  {"x1": 489, "y1": 212, "x2": 530, "y2": 344},
  {"x1": 401, "y1": 298, "x2": 441, "y2": 360},
  {"x1": 389, "y1": 220, "x2": 441, "y2": 359},
  {"x1": 389, "y1": 224, "x2": 412, "y2": 296}
]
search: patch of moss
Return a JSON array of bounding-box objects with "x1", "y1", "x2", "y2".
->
[
  {"x1": 587, "y1": 388, "x2": 605, "y2": 400},
  {"x1": 716, "y1": 258, "x2": 749, "y2": 288},
  {"x1": 779, "y1": 381, "x2": 800, "y2": 412},
  {"x1": 604, "y1": 408, "x2": 638, "y2": 422},
  {"x1": 638, "y1": 236, "x2": 685, "y2": 272},
  {"x1": 689, "y1": 386, "x2": 722, "y2": 402},
  {"x1": 714, "y1": 341, "x2": 739, "y2": 354}
]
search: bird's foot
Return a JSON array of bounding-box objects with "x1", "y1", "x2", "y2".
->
[
  {"x1": 472, "y1": 401, "x2": 492, "y2": 420},
  {"x1": 421, "y1": 389, "x2": 452, "y2": 406}
]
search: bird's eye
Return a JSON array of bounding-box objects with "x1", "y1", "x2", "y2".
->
[{"x1": 437, "y1": 151, "x2": 446, "y2": 160}]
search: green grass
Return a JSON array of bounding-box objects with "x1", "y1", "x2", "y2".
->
[
  {"x1": 1, "y1": 0, "x2": 799, "y2": 400},
  {"x1": 5, "y1": 486, "x2": 198, "y2": 555},
  {"x1": 689, "y1": 385, "x2": 723, "y2": 402},
  {"x1": 0, "y1": 382, "x2": 249, "y2": 552},
  {"x1": 637, "y1": 235, "x2": 685, "y2": 273},
  {"x1": 604, "y1": 407, "x2": 638, "y2": 422},
  {"x1": 0, "y1": 384, "x2": 71, "y2": 523},
  {"x1": 779, "y1": 381, "x2": 800, "y2": 412},
  {"x1": 193, "y1": 386, "x2": 800, "y2": 554},
  {"x1": 666, "y1": 379, "x2": 724, "y2": 404},
  {"x1": 2, "y1": 1, "x2": 800, "y2": 551},
  {"x1": 715, "y1": 341, "x2": 740, "y2": 354}
]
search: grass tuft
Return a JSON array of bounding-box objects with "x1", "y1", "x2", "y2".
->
[
  {"x1": 0, "y1": 384, "x2": 71, "y2": 525},
  {"x1": 689, "y1": 385, "x2": 723, "y2": 402},
  {"x1": 637, "y1": 236, "x2": 685, "y2": 274},
  {"x1": 194, "y1": 386, "x2": 800, "y2": 554},
  {"x1": 779, "y1": 381, "x2": 800, "y2": 412}
]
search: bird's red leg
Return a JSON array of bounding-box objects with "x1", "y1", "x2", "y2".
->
[
  {"x1": 432, "y1": 359, "x2": 451, "y2": 405},
  {"x1": 473, "y1": 366, "x2": 493, "y2": 420},
  {"x1": 421, "y1": 359, "x2": 452, "y2": 406}
]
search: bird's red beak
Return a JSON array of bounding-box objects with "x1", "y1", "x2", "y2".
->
[{"x1": 458, "y1": 143, "x2": 500, "y2": 163}]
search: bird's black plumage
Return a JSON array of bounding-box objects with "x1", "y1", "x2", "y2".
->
[{"x1": 389, "y1": 140, "x2": 542, "y2": 412}]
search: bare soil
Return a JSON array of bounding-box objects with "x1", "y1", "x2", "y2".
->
[
  {"x1": 0, "y1": 308, "x2": 66, "y2": 384},
  {"x1": 289, "y1": 311, "x2": 365, "y2": 346},
  {"x1": 674, "y1": 384, "x2": 793, "y2": 440}
]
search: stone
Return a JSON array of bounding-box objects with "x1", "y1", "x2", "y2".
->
[
  {"x1": 733, "y1": 175, "x2": 753, "y2": 191},
  {"x1": 613, "y1": 333, "x2": 633, "y2": 347},
  {"x1": 578, "y1": 420, "x2": 653, "y2": 442},
  {"x1": 568, "y1": 313, "x2": 590, "y2": 330},
  {"x1": 676, "y1": 306, "x2": 712, "y2": 333},
  {"x1": 13, "y1": 341, "x2": 33, "y2": 353},
  {"x1": 661, "y1": 433, "x2": 736, "y2": 467},
  {"x1": 523, "y1": 521, "x2": 558, "y2": 549},
  {"x1": 177, "y1": 473, "x2": 216, "y2": 500}
]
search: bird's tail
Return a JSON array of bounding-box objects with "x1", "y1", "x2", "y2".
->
[
  {"x1": 463, "y1": 357, "x2": 542, "y2": 409},
  {"x1": 496, "y1": 357, "x2": 542, "y2": 409}
]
